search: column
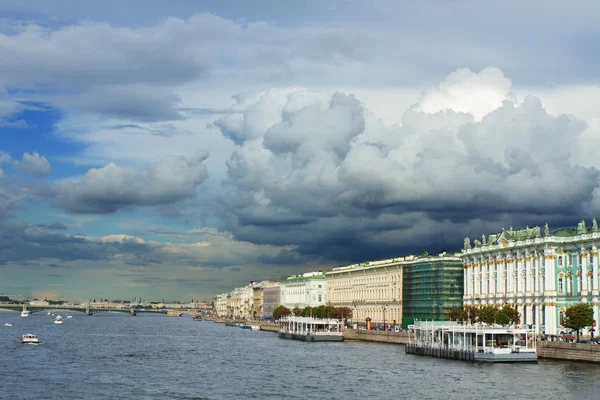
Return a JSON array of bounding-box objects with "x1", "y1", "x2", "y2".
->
[
  {"x1": 534, "y1": 252, "x2": 540, "y2": 294},
  {"x1": 525, "y1": 304, "x2": 533, "y2": 325},
  {"x1": 482, "y1": 259, "x2": 489, "y2": 299},
  {"x1": 544, "y1": 253, "x2": 557, "y2": 335},
  {"x1": 582, "y1": 248, "x2": 589, "y2": 296},
  {"x1": 464, "y1": 265, "x2": 468, "y2": 299},
  {"x1": 506, "y1": 257, "x2": 514, "y2": 303},
  {"x1": 592, "y1": 246, "x2": 599, "y2": 295},
  {"x1": 495, "y1": 257, "x2": 502, "y2": 295},
  {"x1": 534, "y1": 301, "x2": 541, "y2": 334}
]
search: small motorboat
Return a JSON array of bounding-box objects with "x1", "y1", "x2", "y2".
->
[
  {"x1": 66, "y1": 315, "x2": 73, "y2": 319},
  {"x1": 21, "y1": 334, "x2": 39, "y2": 344},
  {"x1": 47, "y1": 312, "x2": 51, "y2": 315},
  {"x1": 54, "y1": 315, "x2": 63, "y2": 324},
  {"x1": 21, "y1": 310, "x2": 31, "y2": 318},
  {"x1": 251, "y1": 326, "x2": 260, "y2": 331},
  {"x1": 5, "y1": 323, "x2": 12, "y2": 327}
]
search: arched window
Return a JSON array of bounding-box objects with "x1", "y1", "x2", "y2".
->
[
  {"x1": 559, "y1": 310, "x2": 565, "y2": 326},
  {"x1": 558, "y1": 256, "x2": 563, "y2": 266}
]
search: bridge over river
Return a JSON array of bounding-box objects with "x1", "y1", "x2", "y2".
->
[{"x1": 0, "y1": 304, "x2": 168, "y2": 316}]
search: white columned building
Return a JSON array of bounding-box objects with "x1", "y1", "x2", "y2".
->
[
  {"x1": 462, "y1": 220, "x2": 600, "y2": 336},
  {"x1": 280, "y1": 271, "x2": 327, "y2": 309}
]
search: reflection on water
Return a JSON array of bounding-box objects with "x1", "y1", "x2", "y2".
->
[{"x1": 1, "y1": 311, "x2": 600, "y2": 399}]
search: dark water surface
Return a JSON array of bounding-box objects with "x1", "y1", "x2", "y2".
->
[{"x1": 2, "y1": 312, "x2": 600, "y2": 400}]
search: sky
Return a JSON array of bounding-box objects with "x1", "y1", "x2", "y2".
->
[{"x1": 1, "y1": 0, "x2": 600, "y2": 302}]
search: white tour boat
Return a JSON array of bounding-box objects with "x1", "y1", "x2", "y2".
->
[
  {"x1": 5, "y1": 323, "x2": 12, "y2": 327},
  {"x1": 406, "y1": 321, "x2": 537, "y2": 363},
  {"x1": 279, "y1": 316, "x2": 344, "y2": 342},
  {"x1": 20, "y1": 310, "x2": 31, "y2": 318},
  {"x1": 54, "y1": 315, "x2": 63, "y2": 324},
  {"x1": 251, "y1": 325, "x2": 260, "y2": 331},
  {"x1": 21, "y1": 334, "x2": 39, "y2": 344}
]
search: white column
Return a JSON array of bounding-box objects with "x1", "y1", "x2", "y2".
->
[
  {"x1": 495, "y1": 258, "x2": 502, "y2": 295},
  {"x1": 545, "y1": 253, "x2": 557, "y2": 335},
  {"x1": 582, "y1": 249, "x2": 589, "y2": 295},
  {"x1": 506, "y1": 257, "x2": 514, "y2": 302},
  {"x1": 592, "y1": 247, "x2": 599, "y2": 295},
  {"x1": 526, "y1": 304, "x2": 533, "y2": 325}
]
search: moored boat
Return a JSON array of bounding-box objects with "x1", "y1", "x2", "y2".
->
[
  {"x1": 21, "y1": 334, "x2": 39, "y2": 344},
  {"x1": 406, "y1": 321, "x2": 537, "y2": 363},
  {"x1": 21, "y1": 310, "x2": 31, "y2": 318},
  {"x1": 251, "y1": 325, "x2": 260, "y2": 331},
  {"x1": 278, "y1": 316, "x2": 344, "y2": 342}
]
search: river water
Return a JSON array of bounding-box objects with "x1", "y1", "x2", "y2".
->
[{"x1": 1, "y1": 312, "x2": 600, "y2": 400}]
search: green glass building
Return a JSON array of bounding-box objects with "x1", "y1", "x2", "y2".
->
[{"x1": 402, "y1": 255, "x2": 464, "y2": 327}]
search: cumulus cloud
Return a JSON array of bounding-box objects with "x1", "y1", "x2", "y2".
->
[
  {"x1": 55, "y1": 152, "x2": 210, "y2": 214},
  {"x1": 215, "y1": 67, "x2": 600, "y2": 262},
  {"x1": 14, "y1": 151, "x2": 52, "y2": 178}
]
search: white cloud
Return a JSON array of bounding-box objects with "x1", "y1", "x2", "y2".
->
[
  {"x1": 55, "y1": 152, "x2": 210, "y2": 213},
  {"x1": 14, "y1": 151, "x2": 52, "y2": 178}
]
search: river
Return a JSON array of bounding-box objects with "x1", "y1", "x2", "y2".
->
[{"x1": 1, "y1": 312, "x2": 600, "y2": 399}]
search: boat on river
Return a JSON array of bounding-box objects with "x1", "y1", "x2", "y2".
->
[
  {"x1": 406, "y1": 321, "x2": 537, "y2": 363},
  {"x1": 21, "y1": 334, "x2": 39, "y2": 344},
  {"x1": 278, "y1": 316, "x2": 344, "y2": 342},
  {"x1": 54, "y1": 315, "x2": 63, "y2": 324},
  {"x1": 5, "y1": 323, "x2": 12, "y2": 327},
  {"x1": 21, "y1": 310, "x2": 31, "y2": 318}
]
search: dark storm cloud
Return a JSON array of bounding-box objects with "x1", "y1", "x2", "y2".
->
[{"x1": 215, "y1": 72, "x2": 600, "y2": 264}]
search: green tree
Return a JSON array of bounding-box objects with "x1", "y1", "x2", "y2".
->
[
  {"x1": 272, "y1": 305, "x2": 291, "y2": 319},
  {"x1": 463, "y1": 305, "x2": 479, "y2": 323},
  {"x1": 564, "y1": 303, "x2": 594, "y2": 342},
  {"x1": 478, "y1": 305, "x2": 500, "y2": 325},
  {"x1": 500, "y1": 305, "x2": 520, "y2": 325},
  {"x1": 420, "y1": 248, "x2": 430, "y2": 257},
  {"x1": 300, "y1": 306, "x2": 312, "y2": 317},
  {"x1": 292, "y1": 306, "x2": 302, "y2": 316},
  {"x1": 336, "y1": 306, "x2": 353, "y2": 320},
  {"x1": 447, "y1": 307, "x2": 464, "y2": 321}
]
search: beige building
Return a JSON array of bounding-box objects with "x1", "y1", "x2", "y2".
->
[{"x1": 326, "y1": 256, "x2": 406, "y2": 326}]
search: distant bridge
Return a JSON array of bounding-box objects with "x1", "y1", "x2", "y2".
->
[{"x1": 0, "y1": 304, "x2": 168, "y2": 316}]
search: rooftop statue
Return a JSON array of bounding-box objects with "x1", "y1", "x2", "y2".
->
[
  {"x1": 544, "y1": 223, "x2": 549, "y2": 236},
  {"x1": 594, "y1": 218, "x2": 598, "y2": 232},
  {"x1": 581, "y1": 220, "x2": 588, "y2": 234},
  {"x1": 464, "y1": 237, "x2": 471, "y2": 250},
  {"x1": 474, "y1": 239, "x2": 481, "y2": 247},
  {"x1": 481, "y1": 233, "x2": 487, "y2": 245}
]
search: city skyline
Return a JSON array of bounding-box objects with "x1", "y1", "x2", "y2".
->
[{"x1": 1, "y1": 0, "x2": 600, "y2": 301}]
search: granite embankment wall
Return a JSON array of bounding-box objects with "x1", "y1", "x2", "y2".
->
[
  {"x1": 537, "y1": 342, "x2": 600, "y2": 363},
  {"x1": 343, "y1": 329, "x2": 409, "y2": 344}
]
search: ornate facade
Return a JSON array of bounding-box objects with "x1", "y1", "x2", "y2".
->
[
  {"x1": 326, "y1": 253, "x2": 463, "y2": 327},
  {"x1": 462, "y1": 221, "x2": 600, "y2": 336}
]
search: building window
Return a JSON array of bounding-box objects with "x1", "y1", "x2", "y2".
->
[
  {"x1": 558, "y1": 277, "x2": 564, "y2": 293},
  {"x1": 568, "y1": 256, "x2": 572, "y2": 266},
  {"x1": 318, "y1": 294, "x2": 322, "y2": 302},
  {"x1": 318, "y1": 285, "x2": 322, "y2": 288},
  {"x1": 559, "y1": 311, "x2": 565, "y2": 326},
  {"x1": 579, "y1": 255, "x2": 583, "y2": 266},
  {"x1": 577, "y1": 275, "x2": 582, "y2": 294},
  {"x1": 558, "y1": 256, "x2": 563, "y2": 266}
]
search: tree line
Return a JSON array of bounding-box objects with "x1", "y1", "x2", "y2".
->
[
  {"x1": 447, "y1": 305, "x2": 520, "y2": 326},
  {"x1": 273, "y1": 305, "x2": 353, "y2": 320}
]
